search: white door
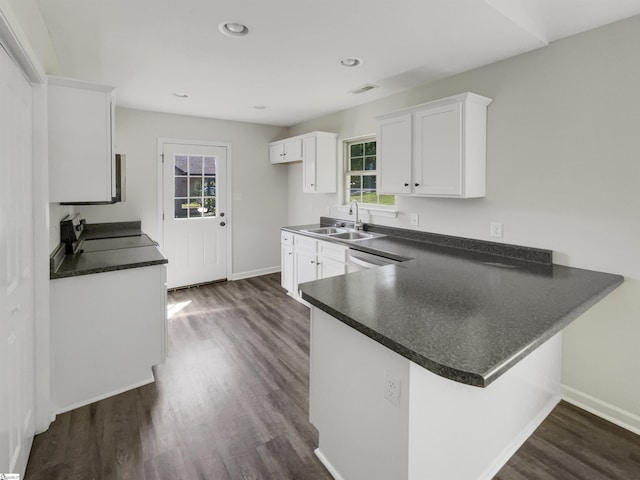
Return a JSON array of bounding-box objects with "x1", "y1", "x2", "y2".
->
[
  {"x1": 0, "y1": 43, "x2": 35, "y2": 475},
  {"x1": 163, "y1": 142, "x2": 228, "y2": 289}
]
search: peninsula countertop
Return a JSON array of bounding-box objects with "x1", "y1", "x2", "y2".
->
[
  {"x1": 50, "y1": 221, "x2": 168, "y2": 279},
  {"x1": 288, "y1": 220, "x2": 623, "y2": 387}
]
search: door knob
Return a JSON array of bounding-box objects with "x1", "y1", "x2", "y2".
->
[
  {"x1": 404, "y1": 183, "x2": 409, "y2": 187},
  {"x1": 220, "y1": 221, "x2": 226, "y2": 226},
  {"x1": 415, "y1": 183, "x2": 420, "y2": 187},
  {"x1": 220, "y1": 212, "x2": 225, "y2": 217}
]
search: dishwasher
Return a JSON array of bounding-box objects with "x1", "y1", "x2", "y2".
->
[{"x1": 347, "y1": 249, "x2": 401, "y2": 272}]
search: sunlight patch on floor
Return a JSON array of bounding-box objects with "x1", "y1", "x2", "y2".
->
[{"x1": 167, "y1": 300, "x2": 191, "y2": 318}]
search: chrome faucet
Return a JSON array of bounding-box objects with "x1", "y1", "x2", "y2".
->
[{"x1": 349, "y1": 200, "x2": 363, "y2": 231}]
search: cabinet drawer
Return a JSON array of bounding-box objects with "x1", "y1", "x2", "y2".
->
[
  {"x1": 318, "y1": 241, "x2": 348, "y2": 263},
  {"x1": 281, "y1": 230, "x2": 294, "y2": 246},
  {"x1": 294, "y1": 234, "x2": 317, "y2": 252}
]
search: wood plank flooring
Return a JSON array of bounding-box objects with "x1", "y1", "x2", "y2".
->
[
  {"x1": 26, "y1": 273, "x2": 640, "y2": 479},
  {"x1": 26, "y1": 274, "x2": 332, "y2": 480},
  {"x1": 495, "y1": 401, "x2": 640, "y2": 479}
]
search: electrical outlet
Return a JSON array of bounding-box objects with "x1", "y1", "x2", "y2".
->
[
  {"x1": 410, "y1": 213, "x2": 419, "y2": 226},
  {"x1": 490, "y1": 222, "x2": 503, "y2": 238},
  {"x1": 384, "y1": 371, "x2": 401, "y2": 408}
]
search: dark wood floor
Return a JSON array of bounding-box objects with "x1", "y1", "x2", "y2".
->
[
  {"x1": 26, "y1": 273, "x2": 640, "y2": 479},
  {"x1": 495, "y1": 401, "x2": 640, "y2": 479}
]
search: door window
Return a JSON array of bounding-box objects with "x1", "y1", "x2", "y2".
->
[{"x1": 173, "y1": 155, "x2": 217, "y2": 218}]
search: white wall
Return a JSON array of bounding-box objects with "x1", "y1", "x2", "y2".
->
[
  {"x1": 79, "y1": 107, "x2": 288, "y2": 276},
  {"x1": 4, "y1": 0, "x2": 59, "y2": 74},
  {"x1": 286, "y1": 16, "x2": 640, "y2": 429}
]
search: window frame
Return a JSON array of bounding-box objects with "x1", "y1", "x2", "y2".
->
[
  {"x1": 343, "y1": 136, "x2": 395, "y2": 208},
  {"x1": 172, "y1": 154, "x2": 218, "y2": 220}
]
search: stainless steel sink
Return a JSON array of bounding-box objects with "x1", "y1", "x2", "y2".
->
[
  {"x1": 330, "y1": 231, "x2": 373, "y2": 241},
  {"x1": 303, "y1": 227, "x2": 348, "y2": 235}
]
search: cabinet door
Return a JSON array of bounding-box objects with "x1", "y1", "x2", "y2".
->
[
  {"x1": 269, "y1": 142, "x2": 287, "y2": 164},
  {"x1": 377, "y1": 114, "x2": 412, "y2": 195},
  {"x1": 295, "y1": 249, "x2": 318, "y2": 289},
  {"x1": 281, "y1": 244, "x2": 294, "y2": 292},
  {"x1": 318, "y1": 257, "x2": 347, "y2": 279},
  {"x1": 48, "y1": 82, "x2": 114, "y2": 202},
  {"x1": 413, "y1": 102, "x2": 463, "y2": 196},
  {"x1": 302, "y1": 135, "x2": 317, "y2": 192},
  {"x1": 284, "y1": 137, "x2": 303, "y2": 161}
]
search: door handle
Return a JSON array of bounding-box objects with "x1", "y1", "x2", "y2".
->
[{"x1": 220, "y1": 222, "x2": 226, "y2": 227}]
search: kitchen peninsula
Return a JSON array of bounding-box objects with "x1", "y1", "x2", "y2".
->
[{"x1": 291, "y1": 218, "x2": 623, "y2": 480}]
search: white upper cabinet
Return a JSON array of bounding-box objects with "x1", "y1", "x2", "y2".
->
[
  {"x1": 302, "y1": 132, "x2": 337, "y2": 193},
  {"x1": 269, "y1": 137, "x2": 303, "y2": 164},
  {"x1": 376, "y1": 92, "x2": 492, "y2": 198},
  {"x1": 377, "y1": 113, "x2": 412, "y2": 195},
  {"x1": 270, "y1": 131, "x2": 337, "y2": 193},
  {"x1": 48, "y1": 76, "x2": 116, "y2": 203}
]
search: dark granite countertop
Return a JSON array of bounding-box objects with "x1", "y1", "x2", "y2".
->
[
  {"x1": 288, "y1": 220, "x2": 623, "y2": 387},
  {"x1": 50, "y1": 222, "x2": 167, "y2": 279}
]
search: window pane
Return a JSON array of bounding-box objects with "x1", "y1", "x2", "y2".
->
[
  {"x1": 350, "y1": 157, "x2": 363, "y2": 171},
  {"x1": 204, "y1": 156, "x2": 216, "y2": 175},
  {"x1": 379, "y1": 195, "x2": 395, "y2": 205},
  {"x1": 362, "y1": 175, "x2": 377, "y2": 203},
  {"x1": 174, "y1": 199, "x2": 188, "y2": 218},
  {"x1": 189, "y1": 177, "x2": 203, "y2": 196},
  {"x1": 365, "y1": 142, "x2": 376, "y2": 155},
  {"x1": 349, "y1": 175, "x2": 362, "y2": 202},
  {"x1": 174, "y1": 155, "x2": 188, "y2": 175},
  {"x1": 204, "y1": 177, "x2": 216, "y2": 196},
  {"x1": 189, "y1": 156, "x2": 204, "y2": 175},
  {"x1": 203, "y1": 197, "x2": 216, "y2": 217},
  {"x1": 175, "y1": 177, "x2": 187, "y2": 197},
  {"x1": 350, "y1": 143, "x2": 363, "y2": 157},
  {"x1": 189, "y1": 198, "x2": 204, "y2": 218},
  {"x1": 365, "y1": 156, "x2": 376, "y2": 170}
]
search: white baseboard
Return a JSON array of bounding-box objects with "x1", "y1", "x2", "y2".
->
[
  {"x1": 562, "y1": 384, "x2": 640, "y2": 435},
  {"x1": 315, "y1": 448, "x2": 345, "y2": 480},
  {"x1": 55, "y1": 375, "x2": 155, "y2": 415},
  {"x1": 479, "y1": 395, "x2": 560, "y2": 480},
  {"x1": 228, "y1": 266, "x2": 280, "y2": 281}
]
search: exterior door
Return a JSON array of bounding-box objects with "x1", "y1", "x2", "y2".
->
[
  {"x1": 162, "y1": 142, "x2": 228, "y2": 289},
  {"x1": 0, "y1": 42, "x2": 35, "y2": 475}
]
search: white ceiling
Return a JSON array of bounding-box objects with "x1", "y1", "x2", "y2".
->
[{"x1": 37, "y1": 0, "x2": 640, "y2": 127}]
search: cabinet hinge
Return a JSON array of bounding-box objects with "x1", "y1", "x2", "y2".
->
[
  {"x1": 161, "y1": 153, "x2": 164, "y2": 163},
  {"x1": 162, "y1": 212, "x2": 165, "y2": 221}
]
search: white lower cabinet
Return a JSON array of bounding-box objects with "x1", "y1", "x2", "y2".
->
[
  {"x1": 280, "y1": 231, "x2": 348, "y2": 301},
  {"x1": 281, "y1": 231, "x2": 294, "y2": 292},
  {"x1": 50, "y1": 265, "x2": 167, "y2": 413},
  {"x1": 318, "y1": 241, "x2": 348, "y2": 279},
  {"x1": 294, "y1": 235, "x2": 319, "y2": 293}
]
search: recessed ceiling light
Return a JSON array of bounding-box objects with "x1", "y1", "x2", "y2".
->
[
  {"x1": 173, "y1": 92, "x2": 190, "y2": 98},
  {"x1": 340, "y1": 57, "x2": 362, "y2": 67},
  {"x1": 253, "y1": 105, "x2": 267, "y2": 110},
  {"x1": 218, "y1": 22, "x2": 249, "y2": 38}
]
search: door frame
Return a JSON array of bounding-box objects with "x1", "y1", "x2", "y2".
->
[
  {"x1": 157, "y1": 138, "x2": 233, "y2": 281},
  {"x1": 0, "y1": 2, "x2": 52, "y2": 436}
]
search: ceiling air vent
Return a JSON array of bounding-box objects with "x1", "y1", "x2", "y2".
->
[{"x1": 350, "y1": 84, "x2": 379, "y2": 95}]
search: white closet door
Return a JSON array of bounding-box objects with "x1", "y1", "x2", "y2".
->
[{"x1": 0, "y1": 43, "x2": 35, "y2": 476}]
